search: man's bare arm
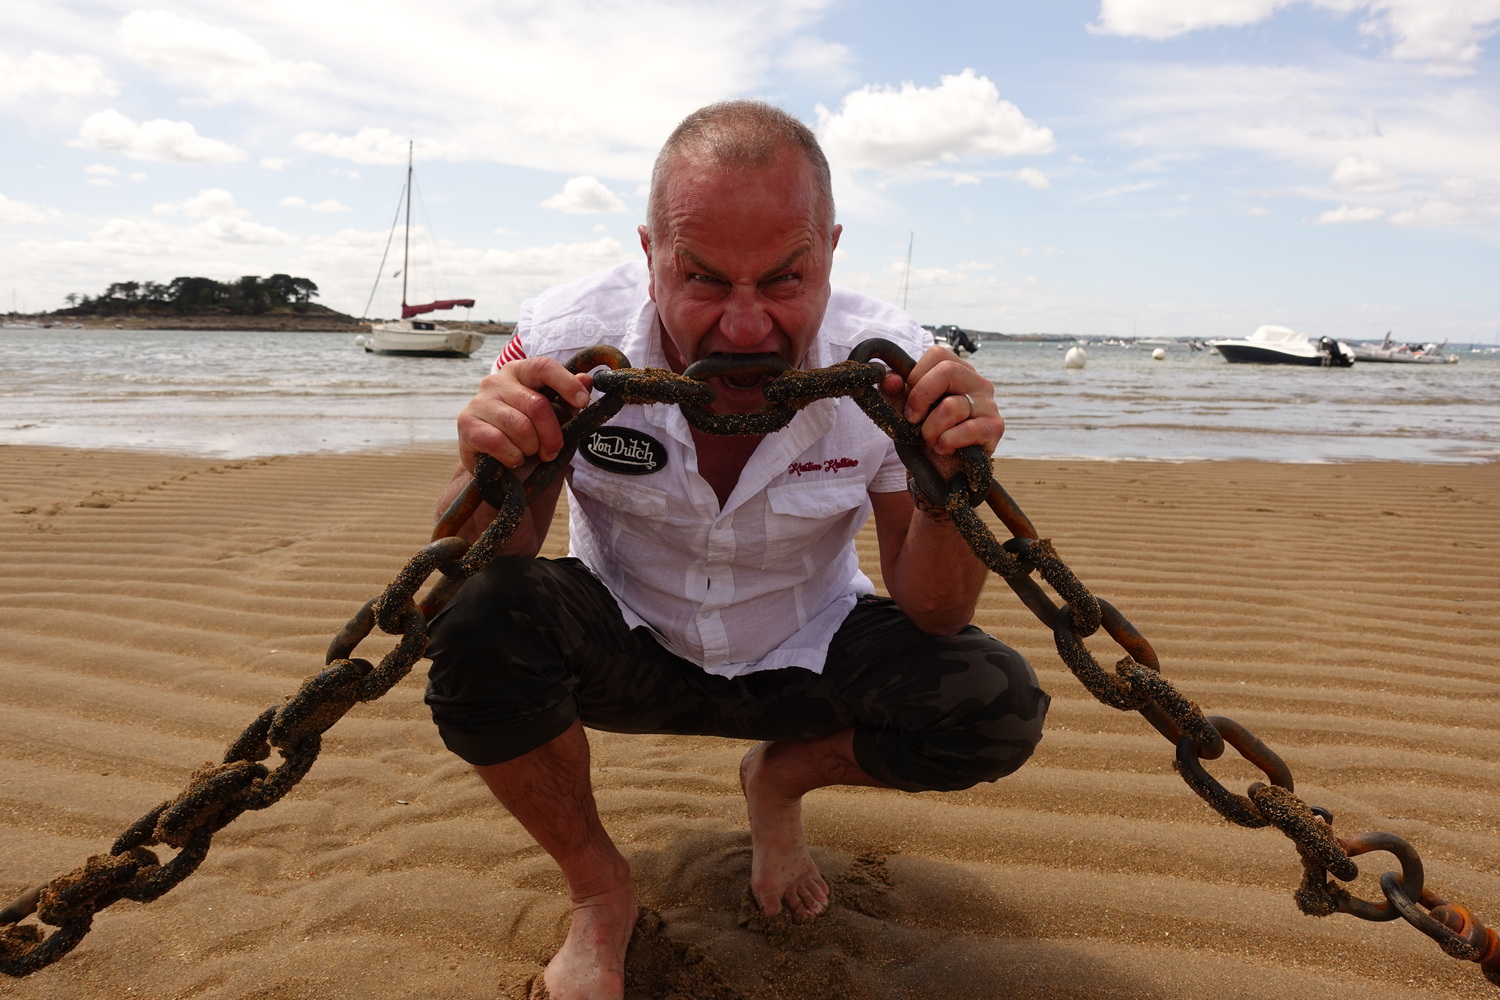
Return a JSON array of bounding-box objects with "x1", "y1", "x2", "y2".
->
[
  {"x1": 871, "y1": 489, "x2": 989, "y2": 634},
  {"x1": 871, "y1": 344, "x2": 1003, "y2": 634}
]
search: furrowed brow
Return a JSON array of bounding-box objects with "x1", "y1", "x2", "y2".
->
[
  {"x1": 760, "y1": 246, "x2": 810, "y2": 282},
  {"x1": 673, "y1": 245, "x2": 812, "y2": 284},
  {"x1": 675, "y1": 248, "x2": 725, "y2": 279}
]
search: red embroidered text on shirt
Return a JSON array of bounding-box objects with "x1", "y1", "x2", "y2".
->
[{"x1": 787, "y1": 457, "x2": 859, "y2": 477}]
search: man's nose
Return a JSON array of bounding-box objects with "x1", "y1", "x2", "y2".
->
[{"x1": 720, "y1": 287, "x2": 773, "y2": 346}]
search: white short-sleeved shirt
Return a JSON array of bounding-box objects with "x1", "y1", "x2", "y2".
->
[{"x1": 497, "y1": 260, "x2": 933, "y2": 679}]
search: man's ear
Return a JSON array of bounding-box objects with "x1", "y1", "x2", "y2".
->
[{"x1": 638, "y1": 224, "x2": 657, "y2": 301}]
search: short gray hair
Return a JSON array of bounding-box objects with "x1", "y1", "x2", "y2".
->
[{"x1": 645, "y1": 101, "x2": 835, "y2": 245}]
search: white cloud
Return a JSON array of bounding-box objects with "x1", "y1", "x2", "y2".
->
[
  {"x1": 260, "y1": 157, "x2": 291, "y2": 172},
  {"x1": 816, "y1": 69, "x2": 1055, "y2": 171},
  {"x1": 1330, "y1": 153, "x2": 1400, "y2": 191},
  {"x1": 1100, "y1": 60, "x2": 1500, "y2": 227},
  {"x1": 73, "y1": 109, "x2": 245, "y2": 164},
  {"x1": 199, "y1": 217, "x2": 298, "y2": 244},
  {"x1": 1091, "y1": 0, "x2": 1500, "y2": 68},
  {"x1": 1391, "y1": 176, "x2": 1500, "y2": 225},
  {"x1": 1313, "y1": 204, "x2": 1387, "y2": 223},
  {"x1": 1092, "y1": 0, "x2": 1291, "y2": 39},
  {"x1": 0, "y1": 195, "x2": 59, "y2": 225},
  {"x1": 0, "y1": 49, "x2": 117, "y2": 102},
  {"x1": 85, "y1": 163, "x2": 120, "y2": 186},
  {"x1": 281, "y1": 196, "x2": 351, "y2": 212},
  {"x1": 540, "y1": 176, "x2": 627, "y2": 214},
  {"x1": 777, "y1": 36, "x2": 857, "y2": 83},
  {"x1": 119, "y1": 10, "x2": 328, "y2": 104},
  {"x1": 153, "y1": 189, "x2": 251, "y2": 219},
  {"x1": 1361, "y1": 0, "x2": 1500, "y2": 66},
  {"x1": 1082, "y1": 180, "x2": 1159, "y2": 201},
  {"x1": 293, "y1": 127, "x2": 467, "y2": 165},
  {"x1": 85, "y1": 215, "x2": 298, "y2": 261},
  {"x1": 1014, "y1": 166, "x2": 1051, "y2": 189},
  {"x1": 5, "y1": 0, "x2": 853, "y2": 184},
  {"x1": 952, "y1": 174, "x2": 982, "y2": 186}
]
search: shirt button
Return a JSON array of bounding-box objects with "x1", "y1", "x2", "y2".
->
[{"x1": 699, "y1": 610, "x2": 712, "y2": 620}]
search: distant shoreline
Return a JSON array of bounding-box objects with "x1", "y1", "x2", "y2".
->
[{"x1": 5, "y1": 312, "x2": 516, "y2": 335}]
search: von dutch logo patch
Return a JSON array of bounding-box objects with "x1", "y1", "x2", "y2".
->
[{"x1": 581, "y1": 428, "x2": 668, "y2": 475}]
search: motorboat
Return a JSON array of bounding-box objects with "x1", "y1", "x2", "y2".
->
[
  {"x1": 357, "y1": 143, "x2": 485, "y2": 358},
  {"x1": 928, "y1": 324, "x2": 980, "y2": 355},
  {"x1": 1208, "y1": 325, "x2": 1355, "y2": 367},
  {"x1": 1349, "y1": 331, "x2": 1459, "y2": 365}
]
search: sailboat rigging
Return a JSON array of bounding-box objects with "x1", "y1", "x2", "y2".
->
[{"x1": 356, "y1": 142, "x2": 485, "y2": 358}]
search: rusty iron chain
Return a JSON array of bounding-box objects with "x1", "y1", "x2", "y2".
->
[{"x1": 3, "y1": 339, "x2": 1496, "y2": 988}]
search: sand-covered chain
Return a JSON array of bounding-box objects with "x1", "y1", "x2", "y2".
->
[{"x1": 3, "y1": 339, "x2": 1496, "y2": 987}]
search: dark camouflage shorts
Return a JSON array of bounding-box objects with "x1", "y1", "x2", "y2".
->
[{"x1": 424, "y1": 557, "x2": 1049, "y2": 792}]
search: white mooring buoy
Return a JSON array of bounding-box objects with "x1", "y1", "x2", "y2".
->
[
  {"x1": 1152, "y1": 347, "x2": 1166, "y2": 360},
  {"x1": 1064, "y1": 346, "x2": 1087, "y2": 369}
]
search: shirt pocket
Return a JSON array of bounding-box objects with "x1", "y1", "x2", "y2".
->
[
  {"x1": 756, "y1": 479, "x2": 869, "y2": 569},
  {"x1": 570, "y1": 465, "x2": 670, "y2": 518}
]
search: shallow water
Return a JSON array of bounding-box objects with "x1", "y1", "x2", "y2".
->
[{"x1": 2, "y1": 329, "x2": 1497, "y2": 463}]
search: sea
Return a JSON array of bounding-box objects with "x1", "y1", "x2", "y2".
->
[{"x1": 3, "y1": 328, "x2": 1498, "y2": 464}]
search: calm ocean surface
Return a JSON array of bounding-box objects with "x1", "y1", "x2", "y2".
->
[{"x1": 3, "y1": 329, "x2": 1497, "y2": 464}]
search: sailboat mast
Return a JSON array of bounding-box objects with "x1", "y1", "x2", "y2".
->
[
  {"x1": 900, "y1": 231, "x2": 913, "y2": 312},
  {"x1": 400, "y1": 141, "x2": 413, "y2": 310}
]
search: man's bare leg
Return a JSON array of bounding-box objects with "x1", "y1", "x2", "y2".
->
[
  {"x1": 474, "y1": 719, "x2": 636, "y2": 1000},
  {"x1": 738, "y1": 729, "x2": 889, "y2": 919}
]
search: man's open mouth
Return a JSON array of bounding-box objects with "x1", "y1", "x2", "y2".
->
[
  {"x1": 722, "y1": 371, "x2": 772, "y2": 391},
  {"x1": 692, "y1": 352, "x2": 788, "y2": 392}
]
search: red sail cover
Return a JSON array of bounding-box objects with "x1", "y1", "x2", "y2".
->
[{"x1": 403, "y1": 298, "x2": 476, "y2": 319}]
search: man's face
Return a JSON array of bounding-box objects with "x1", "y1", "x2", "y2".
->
[{"x1": 640, "y1": 151, "x2": 841, "y2": 412}]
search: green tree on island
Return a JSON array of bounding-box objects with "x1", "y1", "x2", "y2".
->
[{"x1": 61, "y1": 275, "x2": 322, "y2": 317}]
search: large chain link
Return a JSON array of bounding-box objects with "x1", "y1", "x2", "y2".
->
[{"x1": 3, "y1": 340, "x2": 1496, "y2": 988}]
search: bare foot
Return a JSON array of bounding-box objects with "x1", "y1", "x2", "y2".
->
[
  {"x1": 539, "y1": 884, "x2": 639, "y2": 1000},
  {"x1": 739, "y1": 742, "x2": 830, "y2": 920}
]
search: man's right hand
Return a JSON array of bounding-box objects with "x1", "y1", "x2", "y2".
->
[{"x1": 457, "y1": 356, "x2": 594, "y2": 473}]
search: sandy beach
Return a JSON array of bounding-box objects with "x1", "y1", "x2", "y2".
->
[{"x1": 2, "y1": 444, "x2": 1496, "y2": 999}]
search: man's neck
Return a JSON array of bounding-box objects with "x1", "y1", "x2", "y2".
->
[
  {"x1": 692, "y1": 426, "x2": 762, "y2": 508},
  {"x1": 657, "y1": 318, "x2": 767, "y2": 508}
]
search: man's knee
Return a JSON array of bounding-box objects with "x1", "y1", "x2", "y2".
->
[
  {"x1": 424, "y1": 557, "x2": 594, "y2": 768},
  {"x1": 855, "y1": 636, "x2": 1050, "y2": 793}
]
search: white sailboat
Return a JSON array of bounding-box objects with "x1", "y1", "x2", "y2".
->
[{"x1": 357, "y1": 144, "x2": 485, "y2": 358}]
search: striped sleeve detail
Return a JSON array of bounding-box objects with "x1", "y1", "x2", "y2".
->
[{"x1": 494, "y1": 331, "x2": 527, "y2": 372}]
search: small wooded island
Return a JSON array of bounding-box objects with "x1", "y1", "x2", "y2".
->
[{"x1": 14, "y1": 275, "x2": 513, "y2": 334}]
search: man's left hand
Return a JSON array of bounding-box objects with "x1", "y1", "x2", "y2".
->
[{"x1": 881, "y1": 345, "x2": 1004, "y2": 457}]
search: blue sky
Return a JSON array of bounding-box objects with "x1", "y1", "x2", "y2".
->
[{"x1": 2, "y1": 0, "x2": 1498, "y2": 342}]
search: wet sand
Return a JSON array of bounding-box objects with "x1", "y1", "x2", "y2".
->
[{"x1": 1, "y1": 445, "x2": 1496, "y2": 999}]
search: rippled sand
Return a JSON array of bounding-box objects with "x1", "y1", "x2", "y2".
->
[{"x1": 2, "y1": 445, "x2": 1496, "y2": 998}]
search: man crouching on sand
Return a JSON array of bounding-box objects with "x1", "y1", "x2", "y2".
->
[{"x1": 425, "y1": 100, "x2": 1050, "y2": 1000}]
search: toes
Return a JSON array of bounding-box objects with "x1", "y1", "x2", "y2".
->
[
  {"x1": 754, "y1": 888, "x2": 783, "y2": 918},
  {"x1": 792, "y1": 878, "x2": 829, "y2": 918}
]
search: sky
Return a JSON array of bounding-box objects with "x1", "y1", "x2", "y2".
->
[{"x1": 2, "y1": 0, "x2": 1499, "y2": 343}]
